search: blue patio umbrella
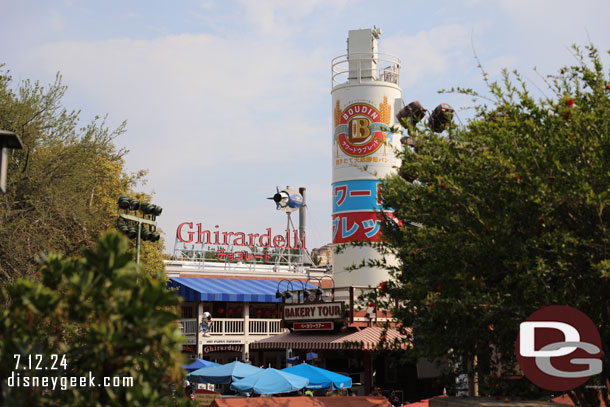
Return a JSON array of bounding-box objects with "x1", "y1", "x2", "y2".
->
[
  {"x1": 282, "y1": 363, "x2": 352, "y2": 389},
  {"x1": 230, "y1": 368, "x2": 309, "y2": 394},
  {"x1": 183, "y1": 358, "x2": 219, "y2": 372},
  {"x1": 187, "y1": 361, "x2": 263, "y2": 384}
]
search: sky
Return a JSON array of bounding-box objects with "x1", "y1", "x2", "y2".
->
[{"x1": 2, "y1": 0, "x2": 609, "y2": 255}]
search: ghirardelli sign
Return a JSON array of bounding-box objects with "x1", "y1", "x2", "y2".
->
[
  {"x1": 202, "y1": 344, "x2": 243, "y2": 354},
  {"x1": 176, "y1": 222, "x2": 306, "y2": 249}
]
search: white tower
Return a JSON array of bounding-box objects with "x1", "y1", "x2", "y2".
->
[{"x1": 331, "y1": 28, "x2": 402, "y2": 288}]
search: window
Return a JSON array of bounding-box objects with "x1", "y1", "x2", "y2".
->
[{"x1": 182, "y1": 306, "x2": 194, "y2": 318}]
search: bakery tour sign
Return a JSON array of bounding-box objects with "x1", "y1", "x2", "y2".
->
[
  {"x1": 284, "y1": 303, "x2": 343, "y2": 321},
  {"x1": 176, "y1": 222, "x2": 306, "y2": 250}
]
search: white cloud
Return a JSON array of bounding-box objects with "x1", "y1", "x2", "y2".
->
[
  {"x1": 28, "y1": 29, "x2": 336, "y2": 250},
  {"x1": 495, "y1": 0, "x2": 610, "y2": 71},
  {"x1": 31, "y1": 33, "x2": 329, "y2": 171},
  {"x1": 382, "y1": 25, "x2": 473, "y2": 88},
  {"x1": 236, "y1": 0, "x2": 351, "y2": 38},
  {"x1": 48, "y1": 9, "x2": 66, "y2": 32},
  {"x1": 486, "y1": 55, "x2": 519, "y2": 77},
  {"x1": 199, "y1": 1, "x2": 216, "y2": 11}
]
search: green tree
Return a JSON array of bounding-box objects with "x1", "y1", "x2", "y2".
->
[
  {"x1": 0, "y1": 66, "x2": 165, "y2": 280},
  {"x1": 374, "y1": 46, "x2": 610, "y2": 406},
  {"x1": 0, "y1": 231, "x2": 193, "y2": 406},
  {"x1": 311, "y1": 251, "x2": 321, "y2": 266}
]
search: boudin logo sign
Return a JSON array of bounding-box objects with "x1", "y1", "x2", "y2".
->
[
  {"x1": 335, "y1": 103, "x2": 386, "y2": 157},
  {"x1": 333, "y1": 99, "x2": 392, "y2": 158},
  {"x1": 283, "y1": 303, "x2": 343, "y2": 321}
]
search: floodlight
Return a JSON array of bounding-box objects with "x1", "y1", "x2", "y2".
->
[
  {"x1": 127, "y1": 226, "x2": 138, "y2": 239},
  {"x1": 396, "y1": 101, "x2": 426, "y2": 131},
  {"x1": 118, "y1": 196, "x2": 130, "y2": 209},
  {"x1": 128, "y1": 198, "x2": 139, "y2": 211},
  {"x1": 428, "y1": 103, "x2": 454, "y2": 133},
  {"x1": 151, "y1": 204, "x2": 162, "y2": 216}
]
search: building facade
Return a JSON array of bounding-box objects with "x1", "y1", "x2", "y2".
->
[
  {"x1": 167, "y1": 258, "x2": 327, "y2": 366},
  {"x1": 169, "y1": 28, "x2": 444, "y2": 404}
]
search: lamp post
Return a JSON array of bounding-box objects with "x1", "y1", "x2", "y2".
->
[
  {"x1": 275, "y1": 280, "x2": 295, "y2": 301},
  {"x1": 116, "y1": 196, "x2": 162, "y2": 265},
  {"x1": 275, "y1": 279, "x2": 307, "y2": 303},
  {"x1": 0, "y1": 130, "x2": 24, "y2": 193},
  {"x1": 275, "y1": 278, "x2": 307, "y2": 363},
  {"x1": 306, "y1": 275, "x2": 335, "y2": 302}
]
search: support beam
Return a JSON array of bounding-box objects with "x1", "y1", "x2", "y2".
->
[{"x1": 364, "y1": 351, "x2": 372, "y2": 396}]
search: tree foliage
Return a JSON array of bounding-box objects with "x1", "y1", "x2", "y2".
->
[
  {"x1": 0, "y1": 231, "x2": 193, "y2": 407},
  {"x1": 375, "y1": 46, "x2": 610, "y2": 406},
  {"x1": 0, "y1": 66, "x2": 165, "y2": 280}
]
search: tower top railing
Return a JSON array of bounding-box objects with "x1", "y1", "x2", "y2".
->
[{"x1": 331, "y1": 52, "x2": 401, "y2": 87}]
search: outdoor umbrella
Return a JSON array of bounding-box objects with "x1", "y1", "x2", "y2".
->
[
  {"x1": 230, "y1": 368, "x2": 309, "y2": 394},
  {"x1": 183, "y1": 358, "x2": 219, "y2": 372},
  {"x1": 282, "y1": 362, "x2": 352, "y2": 389},
  {"x1": 187, "y1": 361, "x2": 263, "y2": 384}
]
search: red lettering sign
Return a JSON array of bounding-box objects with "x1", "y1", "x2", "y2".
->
[
  {"x1": 216, "y1": 249, "x2": 271, "y2": 263},
  {"x1": 293, "y1": 322, "x2": 334, "y2": 331},
  {"x1": 176, "y1": 223, "x2": 306, "y2": 250},
  {"x1": 177, "y1": 222, "x2": 194, "y2": 243}
]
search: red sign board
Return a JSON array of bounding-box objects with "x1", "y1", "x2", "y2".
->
[
  {"x1": 293, "y1": 322, "x2": 335, "y2": 331},
  {"x1": 284, "y1": 302, "x2": 343, "y2": 321},
  {"x1": 182, "y1": 345, "x2": 196, "y2": 353},
  {"x1": 194, "y1": 389, "x2": 221, "y2": 406}
]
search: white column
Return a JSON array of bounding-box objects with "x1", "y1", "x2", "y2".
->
[
  {"x1": 243, "y1": 302, "x2": 250, "y2": 362},
  {"x1": 0, "y1": 147, "x2": 8, "y2": 193},
  {"x1": 286, "y1": 348, "x2": 293, "y2": 367},
  {"x1": 197, "y1": 302, "x2": 204, "y2": 358}
]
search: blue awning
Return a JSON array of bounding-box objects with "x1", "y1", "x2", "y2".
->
[{"x1": 168, "y1": 277, "x2": 316, "y2": 303}]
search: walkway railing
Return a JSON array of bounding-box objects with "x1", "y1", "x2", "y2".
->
[
  {"x1": 249, "y1": 319, "x2": 283, "y2": 335},
  {"x1": 331, "y1": 52, "x2": 401, "y2": 87},
  {"x1": 179, "y1": 318, "x2": 285, "y2": 337},
  {"x1": 181, "y1": 318, "x2": 198, "y2": 334}
]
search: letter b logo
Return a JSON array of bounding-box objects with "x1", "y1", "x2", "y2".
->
[
  {"x1": 516, "y1": 306, "x2": 602, "y2": 391},
  {"x1": 349, "y1": 118, "x2": 371, "y2": 142}
]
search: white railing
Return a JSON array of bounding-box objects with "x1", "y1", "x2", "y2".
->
[
  {"x1": 331, "y1": 52, "x2": 401, "y2": 87},
  {"x1": 169, "y1": 248, "x2": 309, "y2": 271},
  {"x1": 209, "y1": 319, "x2": 245, "y2": 335},
  {"x1": 180, "y1": 318, "x2": 198, "y2": 334},
  {"x1": 180, "y1": 318, "x2": 285, "y2": 337},
  {"x1": 249, "y1": 319, "x2": 284, "y2": 335}
]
